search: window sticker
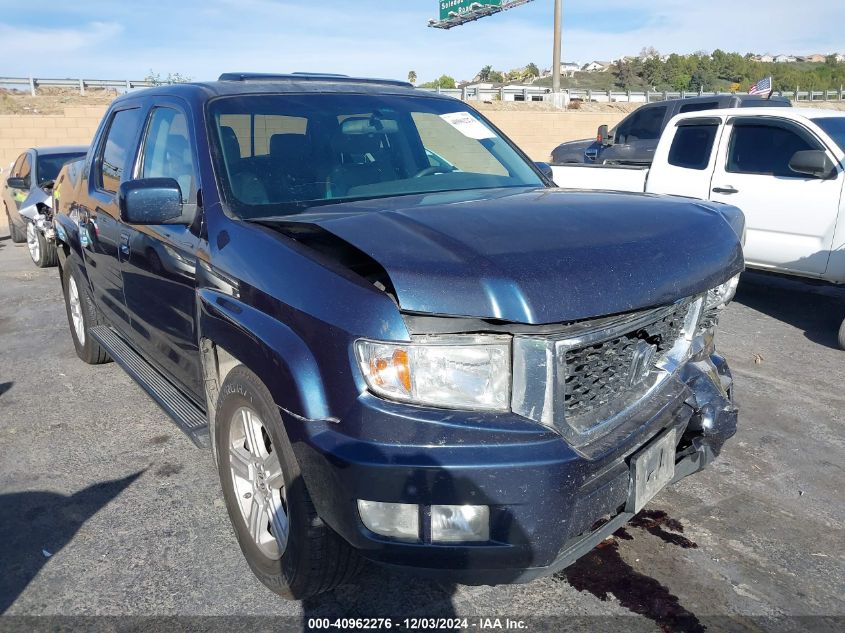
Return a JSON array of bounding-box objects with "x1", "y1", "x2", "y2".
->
[{"x1": 439, "y1": 112, "x2": 497, "y2": 140}]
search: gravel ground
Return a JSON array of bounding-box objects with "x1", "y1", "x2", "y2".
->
[{"x1": 0, "y1": 213, "x2": 844, "y2": 632}]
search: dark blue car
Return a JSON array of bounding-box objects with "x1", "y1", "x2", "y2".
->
[{"x1": 52, "y1": 73, "x2": 744, "y2": 599}]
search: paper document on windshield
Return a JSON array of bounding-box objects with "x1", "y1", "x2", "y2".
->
[{"x1": 440, "y1": 112, "x2": 496, "y2": 140}]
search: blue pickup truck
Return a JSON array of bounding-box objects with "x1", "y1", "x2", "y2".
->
[{"x1": 52, "y1": 73, "x2": 744, "y2": 599}]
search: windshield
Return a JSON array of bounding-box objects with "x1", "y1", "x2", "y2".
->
[
  {"x1": 813, "y1": 117, "x2": 845, "y2": 152},
  {"x1": 36, "y1": 153, "x2": 85, "y2": 186},
  {"x1": 208, "y1": 93, "x2": 543, "y2": 218}
]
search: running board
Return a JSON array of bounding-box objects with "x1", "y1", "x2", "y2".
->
[{"x1": 90, "y1": 325, "x2": 210, "y2": 448}]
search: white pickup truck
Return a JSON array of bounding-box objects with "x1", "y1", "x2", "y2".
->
[{"x1": 552, "y1": 107, "x2": 845, "y2": 347}]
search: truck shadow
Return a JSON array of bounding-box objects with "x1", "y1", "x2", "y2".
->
[
  {"x1": 556, "y1": 509, "x2": 704, "y2": 633},
  {"x1": 0, "y1": 471, "x2": 144, "y2": 614},
  {"x1": 734, "y1": 271, "x2": 845, "y2": 350}
]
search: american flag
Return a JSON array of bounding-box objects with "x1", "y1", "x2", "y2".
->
[{"x1": 749, "y1": 76, "x2": 773, "y2": 97}]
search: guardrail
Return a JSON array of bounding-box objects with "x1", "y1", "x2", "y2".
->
[
  {"x1": 3, "y1": 76, "x2": 843, "y2": 105},
  {"x1": 0, "y1": 77, "x2": 160, "y2": 95},
  {"x1": 419, "y1": 86, "x2": 845, "y2": 105}
]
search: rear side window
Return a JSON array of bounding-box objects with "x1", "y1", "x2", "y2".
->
[
  {"x1": 616, "y1": 106, "x2": 667, "y2": 143},
  {"x1": 98, "y1": 108, "x2": 142, "y2": 193},
  {"x1": 679, "y1": 101, "x2": 719, "y2": 114},
  {"x1": 727, "y1": 122, "x2": 821, "y2": 178},
  {"x1": 668, "y1": 124, "x2": 719, "y2": 170}
]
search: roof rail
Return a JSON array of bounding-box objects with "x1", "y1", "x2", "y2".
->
[{"x1": 217, "y1": 72, "x2": 413, "y2": 88}]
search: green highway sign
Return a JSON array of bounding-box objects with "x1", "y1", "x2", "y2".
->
[{"x1": 439, "y1": 0, "x2": 502, "y2": 21}]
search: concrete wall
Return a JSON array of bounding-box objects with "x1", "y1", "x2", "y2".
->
[
  {"x1": 0, "y1": 105, "x2": 627, "y2": 169},
  {"x1": 483, "y1": 111, "x2": 627, "y2": 162},
  {"x1": 0, "y1": 106, "x2": 108, "y2": 167}
]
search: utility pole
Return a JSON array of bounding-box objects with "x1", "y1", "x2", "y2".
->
[{"x1": 552, "y1": 0, "x2": 562, "y2": 93}]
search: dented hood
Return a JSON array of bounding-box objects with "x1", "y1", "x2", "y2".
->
[{"x1": 277, "y1": 187, "x2": 744, "y2": 324}]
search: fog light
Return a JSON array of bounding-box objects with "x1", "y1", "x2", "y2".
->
[
  {"x1": 431, "y1": 505, "x2": 490, "y2": 542},
  {"x1": 357, "y1": 500, "x2": 419, "y2": 540}
]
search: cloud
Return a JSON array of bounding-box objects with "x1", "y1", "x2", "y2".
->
[{"x1": 0, "y1": 22, "x2": 123, "y2": 74}]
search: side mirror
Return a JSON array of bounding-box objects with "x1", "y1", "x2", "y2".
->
[
  {"x1": 534, "y1": 161, "x2": 554, "y2": 180},
  {"x1": 119, "y1": 178, "x2": 191, "y2": 225},
  {"x1": 597, "y1": 124, "x2": 613, "y2": 147},
  {"x1": 6, "y1": 176, "x2": 26, "y2": 189},
  {"x1": 789, "y1": 150, "x2": 836, "y2": 179}
]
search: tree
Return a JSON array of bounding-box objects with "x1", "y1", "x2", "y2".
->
[
  {"x1": 408, "y1": 70, "x2": 417, "y2": 85},
  {"x1": 478, "y1": 65, "x2": 493, "y2": 82},
  {"x1": 525, "y1": 63, "x2": 540, "y2": 79},
  {"x1": 144, "y1": 70, "x2": 192, "y2": 86},
  {"x1": 639, "y1": 46, "x2": 660, "y2": 60},
  {"x1": 419, "y1": 75, "x2": 457, "y2": 89}
]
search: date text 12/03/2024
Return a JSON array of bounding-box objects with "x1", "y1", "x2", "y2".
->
[{"x1": 306, "y1": 618, "x2": 528, "y2": 630}]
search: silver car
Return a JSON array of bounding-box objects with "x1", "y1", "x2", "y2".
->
[{"x1": 2, "y1": 146, "x2": 87, "y2": 267}]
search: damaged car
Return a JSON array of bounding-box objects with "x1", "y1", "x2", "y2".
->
[
  {"x1": 2, "y1": 146, "x2": 87, "y2": 267},
  {"x1": 52, "y1": 73, "x2": 745, "y2": 599}
]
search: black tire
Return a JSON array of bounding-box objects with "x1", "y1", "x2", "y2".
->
[
  {"x1": 62, "y1": 262, "x2": 111, "y2": 364},
  {"x1": 6, "y1": 207, "x2": 25, "y2": 243},
  {"x1": 838, "y1": 318, "x2": 845, "y2": 351},
  {"x1": 215, "y1": 366, "x2": 361, "y2": 599},
  {"x1": 30, "y1": 226, "x2": 58, "y2": 268}
]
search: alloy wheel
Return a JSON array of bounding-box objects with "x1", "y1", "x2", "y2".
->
[
  {"x1": 68, "y1": 276, "x2": 85, "y2": 345},
  {"x1": 228, "y1": 406, "x2": 289, "y2": 559},
  {"x1": 26, "y1": 223, "x2": 40, "y2": 263}
]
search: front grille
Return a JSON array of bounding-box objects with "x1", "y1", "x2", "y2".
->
[{"x1": 562, "y1": 300, "x2": 691, "y2": 419}]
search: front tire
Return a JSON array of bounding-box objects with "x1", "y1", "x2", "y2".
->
[
  {"x1": 215, "y1": 366, "x2": 361, "y2": 599},
  {"x1": 838, "y1": 317, "x2": 845, "y2": 351},
  {"x1": 26, "y1": 222, "x2": 57, "y2": 268},
  {"x1": 6, "y1": 207, "x2": 25, "y2": 243},
  {"x1": 62, "y1": 262, "x2": 111, "y2": 364}
]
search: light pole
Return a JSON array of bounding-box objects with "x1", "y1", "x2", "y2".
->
[{"x1": 552, "y1": 0, "x2": 562, "y2": 93}]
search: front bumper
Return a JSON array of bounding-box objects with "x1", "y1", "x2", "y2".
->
[{"x1": 282, "y1": 347, "x2": 737, "y2": 585}]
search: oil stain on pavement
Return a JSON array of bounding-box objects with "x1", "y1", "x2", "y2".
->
[{"x1": 556, "y1": 510, "x2": 704, "y2": 633}]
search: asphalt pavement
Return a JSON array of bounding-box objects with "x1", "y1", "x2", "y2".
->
[{"x1": 1, "y1": 215, "x2": 844, "y2": 632}]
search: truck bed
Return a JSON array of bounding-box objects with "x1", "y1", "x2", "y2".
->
[{"x1": 551, "y1": 164, "x2": 649, "y2": 193}]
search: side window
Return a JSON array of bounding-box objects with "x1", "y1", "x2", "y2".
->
[
  {"x1": 140, "y1": 108, "x2": 197, "y2": 202},
  {"x1": 616, "y1": 106, "x2": 667, "y2": 143},
  {"x1": 97, "y1": 108, "x2": 142, "y2": 193},
  {"x1": 18, "y1": 154, "x2": 32, "y2": 188},
  {"x1": 727, "y1": 122, "x2": 821, "y2": 178},
  {"x1": 668, "y1": 124, "x2": 719, "y2": 170},
  {"x1": 11, "y1": 154, "x2": 26, "y2": 178},
  {"x1": 679, "y1": 101, "x2": 719, "y2": 114}
]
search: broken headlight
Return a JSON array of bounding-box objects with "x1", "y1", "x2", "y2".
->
[
  {"x1": 355, "y1": 335, "x2": 511, "y2": 411},
  {"x1": 705, "y1": 274, "x2": 741, "y2": 311}
]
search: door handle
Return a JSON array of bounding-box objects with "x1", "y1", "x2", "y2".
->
[{"x1": 712, "y1": 186, "x2": 738, "y2": 194}]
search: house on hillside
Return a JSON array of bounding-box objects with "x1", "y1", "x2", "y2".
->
[
  {"x1": 799, "y1": 54, "x2": 826, "y2": 63},
  {"x1": 559, "y1": 62, "x2": 581, "y2": 77},
  {"x1": 754, "y1": 54, "x2": 775, "y2": 63},
  {"x1": 583, "y1": 61, "x2": 612, "y2": 72},
  {"x1": 836, "y1": 53, "x2": 845, "y2": 63},
  {"x1": 774, "y1": 54, "x2": 797, "y2": 63}
]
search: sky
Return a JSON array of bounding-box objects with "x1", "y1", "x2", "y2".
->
[{"x1": 0, "y1": 0, "x2": 843, "y2": 84}]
